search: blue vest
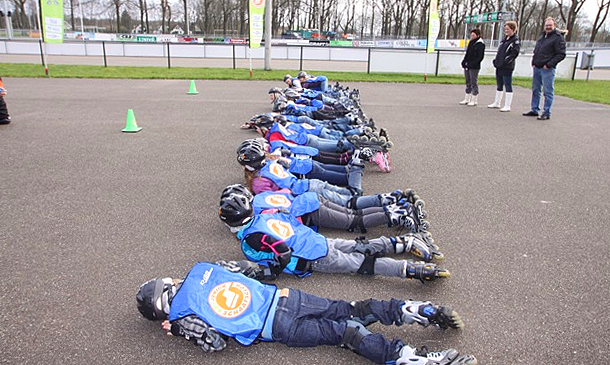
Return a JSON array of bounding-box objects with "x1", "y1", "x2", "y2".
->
[
  {"x1": 287, "y1": 122, "x2": 324, "y2": 137},
  {"x1": 253, "y1": 191, "x2": 320, "y2": 217},
  {"x1": 269, "y1": 122, "x2": 308, "y2": 145},
  {"x1": 288, "y1": 157, "x2": 313, "y2": 175},
  {"x1": 259, "y1": 161, "x2": 309, "y2": 195},
  {"x1": 238, "y1": 213, "x2": 328, "y2": 276},
  {"x1": 269, "y1": 140, "x2": 319, "y2": 157},
  {"x1": 302, "y1": 89, "x2": 323, "y2": 99},
  {"x1": 169, "y1": 262, "x2": 277, "y2": 346}
]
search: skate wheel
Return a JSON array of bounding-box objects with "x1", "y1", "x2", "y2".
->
[
  {"x1": 379, "y1": 136, "x2": 387, "y2": 143},
  {"x1": 359, "y1": 135, "x2": 369, "y2": 142},
  {"x1": 433, "y1": 252, "x2": 445, "y2": 261},
  {"x1": 419, "y1": 220, "x2": 430, "y2": 232},
  {"x1": 364, "y1": 126, "x2": 373, "y2": 134},
  {"x1": 436, "y1": 269, "x2": 451, "y2": 278},
  {"x1": 370, "y1": 137, "x2": 379, "y2": 143},
  {"x1": 386, "y1": 141, "x2": 394, "y2": 149},
  {"x1": 415, "y1": 199, "x2": 425, "y2": 209}
]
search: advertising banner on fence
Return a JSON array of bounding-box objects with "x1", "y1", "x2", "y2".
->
[
  {"x1": 427, "y1": 0, "x2": 440, "y2": 53},
  {"x1": 249, "y1": 0, "x2": 265, "y2": 49},
  {"x1": 41, "y1": 0, "x2": 64, "y2": 43}
]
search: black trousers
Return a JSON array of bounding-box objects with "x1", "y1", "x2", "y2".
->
[{"x1": 0, "y1": 97, "x2": 9, "y2": 121}]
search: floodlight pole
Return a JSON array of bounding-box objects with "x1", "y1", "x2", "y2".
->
[
  {"x1": 264, "y1": 0, "x2": 272, "y2": 70},
  {"x1": 185, "y1": 0, "x2": 189, "y2": 35},
  {"x1": 78, "y1": 0, "x2": 84, "y2": 33}
]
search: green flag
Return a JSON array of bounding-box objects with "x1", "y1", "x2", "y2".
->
[
  {"x1": 41, "y1": 0, "x2": 64, "y2": 44},
  {"x1": 249, "y1": 0, "x2": 265, "y2": 49},
  {"x1": 427, "y1": 0, "x2": 440, "y2": 53}
]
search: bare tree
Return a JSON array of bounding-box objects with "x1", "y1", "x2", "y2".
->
[
  {"x1": 589, "y1": 0, "x2": 610, "y2": 42},
  {"x1": 554, "y1": 0, "x2": 587, "y2": 41}
]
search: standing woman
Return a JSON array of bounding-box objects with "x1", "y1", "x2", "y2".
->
[
  {"x1": 488, "y1": 21, "x2": 521, "y2": 112},
  {"x1": 459, "y1": 28, "x2": 486, "y2": 106}
]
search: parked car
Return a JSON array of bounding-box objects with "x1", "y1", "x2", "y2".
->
[{"x1": 281, "y1": 31, "x2": 302, "y2": 40}]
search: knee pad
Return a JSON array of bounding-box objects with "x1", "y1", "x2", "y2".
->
[
  {"x1": 347, "y1": 195, "x2": 359, "y2": 210},
  {"x1": 357, "y1": 252, "x2": 378, "y2": 275},
  {"x1": 350, "y1": 299, "x2": 378, "y2": 326},
  {"x1": 348, "y1": 214, "x2": 366, "y2": 233},
  {"x1": 341, "y1": 320, "x2": 372, "y2": 352}
]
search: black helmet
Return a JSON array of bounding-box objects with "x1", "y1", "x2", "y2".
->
[
  {"x1": 268, "y1": 87, "x2": 283, "y2": 95},
  {"x1": 272, "y1": 98, "x2": 288, "y2": 112},
  {"x1": 136, "y1": 278, "x2": 175, "y2": 321},
  {"x1": 297, "y1": 71, "x2": 307, "y2": 78},
  {"x1": 273, "y1": 114, "x2": 288, "y2": 125},
  {"x1": 283, "y1": 88, "x2": 300, "y2": 100},
  {"x1": 283, "y1": 74, "x2": 292, "y2": 82},
  {"x1": 219, "y1": 193, "x2": 254, "y2": 227},
  {"x1": 221, "y1": 184, "x2": 253, "y2": 202},
  {"x1": 237, "y1": 140, "x2": 266, "y2": 171},
  {"x1": 236, "y1": 138, "x2": 266, "y2": 154},
  {"x1": 249, "y1": 114, "x2": 275, "y2": 128}
]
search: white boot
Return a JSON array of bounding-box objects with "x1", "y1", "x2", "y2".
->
[
  {"x1": 459, "y1": 93, "x2": 471, "y2": 105},
  {"x1": 467, "y1": 94, "x2": 478, "y2": 106},
  {"x1": 487, "y1": 91, "x2": 503, "y2": 108},
  {"x1": 500, "y1": 92, "x2": 513, "y2": 112}
]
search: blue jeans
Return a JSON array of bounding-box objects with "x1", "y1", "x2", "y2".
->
[
  {"x1": 308, "y1": 179, "x2": 380, "y2": 209},
  {"x1": 306, "y1": 134, "x2": 353, "y2": 153},
  {"x1": 307, "y1": 161, "x2": 362, "y2": 191},
  {"x1": 318, "y1": 127, "x2": 344, "y2": 140},
  {"x1": 531, "y1": 67, "x2": 556, "y2": 116},
  {"x1": 271, "y1": 289, "x2": 403, "y2": 364}
]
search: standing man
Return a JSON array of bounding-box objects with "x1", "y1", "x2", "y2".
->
[{"x1": 523, "y1": 17, "x2": 566, "y2": 120}]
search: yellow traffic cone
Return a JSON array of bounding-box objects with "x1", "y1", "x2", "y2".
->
[
  {"x1": 122, "y1": 109, "x2": 142, "y2": 133},
  {"x1": 187, "y1": 80, "x2": 199, "y2": 95}
]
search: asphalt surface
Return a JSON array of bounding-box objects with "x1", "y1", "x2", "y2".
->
[{"x1": 1, "y1": 78, "x2": 609, "y2": 365}]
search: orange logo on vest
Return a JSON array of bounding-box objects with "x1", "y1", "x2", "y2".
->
[
  {"x1": 269, "y1": 162, "x2": 289, "y2": 179},
  {"x1": 266, "y1": 219, "x2": 294, "y2": 239},
  {"x1": 265, "y1": 194, "x2": 292, "y2": 208},
  {"x1": 208, "y1": 281, "x2": 252, "y2": 318}
]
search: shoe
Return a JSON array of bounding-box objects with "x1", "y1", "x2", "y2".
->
[
  {"x1": 393, "y1": 232, "x2": 443, "y2": 262},
  {"x1": 458, "y1": 93, "x2": 471, "y2": 105},
  {"x1": 466, "y1": 95, "x2": 477, "y2": 106},
  {"x1": 487, "y1": 91, "x2": 503, "y2": 108},
  {"x1": 0, "y1": 118, "x2": 11, "y2": 125},
  {"x1": 522, "y1": 111, "x2": 539, "y2": 117},
  {"x1": 402, "y1": 260, "x2": 449, "y2": 282},
  {"x1": 537, "y1": 114, "x2": 550, "y2": 120},
  {"x1": 373, "y1": 151, "x2": 391, "y2": 173},
  {"x1": 499, "y1": 92, "x2": 513, "y2": 112},
  {"x1": 396, "y1": 345, "x2": 477, "y2": 365},
  {"x1": 399, "y1": 301, "x2": 464, "y2": 328}
]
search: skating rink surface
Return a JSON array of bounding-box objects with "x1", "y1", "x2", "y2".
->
[{"x1": 1, "y1": 77, "x2": 609, "y2": 365}]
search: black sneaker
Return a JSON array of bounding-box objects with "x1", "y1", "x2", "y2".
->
[
  {"x1": 0, "y1": 118, "x2": 11, "y2": 125},
  {"x1": 537, "y1": 114, "x2": 550, "y2": 120},
  {"x1": 522, "y1": 111, "x2": 538, "y2": 117}
]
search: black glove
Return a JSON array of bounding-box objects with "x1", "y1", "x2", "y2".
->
[
  {"x1": 215, "y1": 260, "x2": 260, "y2": 278},
  {"x1": 461, "y1": 60, "x2": 467, "y2": 69}
]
